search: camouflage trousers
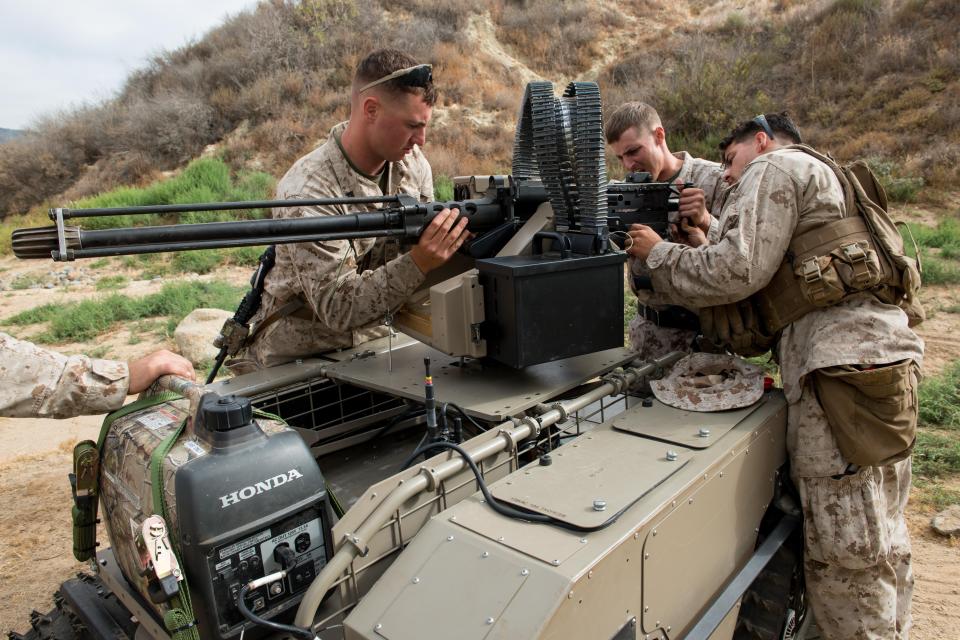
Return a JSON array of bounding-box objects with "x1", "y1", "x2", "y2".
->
[
  {"x1": 789, "y1": 382, "x2": 913, "y2": 640},
  {"x1": 626, "y1": 316, "x2": 696, "y2": 360}
]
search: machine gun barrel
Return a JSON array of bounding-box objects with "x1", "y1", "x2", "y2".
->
[
  {"x1": 12, "y1": 193, "x2": 510, "y2": 261},
  {"x1": 50, "y1": 195, "x2": 400, "y2": 219}
]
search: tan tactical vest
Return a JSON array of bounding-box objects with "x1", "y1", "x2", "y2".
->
[{"x1": 701, "y1": 145, "x2": 923, "y2": 354}]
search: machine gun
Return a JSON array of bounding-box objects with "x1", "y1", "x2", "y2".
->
[
  {"x1": 11, "y1": 174, "x2": 683, "y2": 262},
  {"x1": 12, "y1": 174, "x2": 685, "y2": 371}
]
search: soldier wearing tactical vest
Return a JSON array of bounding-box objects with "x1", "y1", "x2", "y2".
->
[
  {"x1": 605, "y1": 102, "x2": 726, "y2": 358},
  {"x1": 626, "y1": 112, "x2": 923, "y2": 639},
  {"x1": 0, "y1": 332, "x2": 195, "y2": 418},
  {"x1": 240, "y1": 49, "x2": 469, "y2": 368}
]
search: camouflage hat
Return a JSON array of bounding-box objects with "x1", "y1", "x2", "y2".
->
[{"x1": 651, "y1": 353, "x2": 764, "y2": 412}]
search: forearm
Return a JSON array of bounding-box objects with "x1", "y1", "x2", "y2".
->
[
  {"x1": 304, "y1": 250, "x2": 426, "y2": 334},
  {"x1": 0, "y1": 333, "x2": 129, "y2": 418}
]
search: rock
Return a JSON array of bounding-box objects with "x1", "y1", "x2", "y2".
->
[
  {"x1": 932, "y1": 505, "x2": 960, "y2": 537},
  {"x1": 44, "y1": 283, "x2": 55, "y2": 289},
  {"x1": 173, "y1": 308, "x2": 233, "y2": 366}
]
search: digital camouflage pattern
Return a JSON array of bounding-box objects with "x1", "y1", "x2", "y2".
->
[
  {"x1": 100, "y1": 397, "x2": 287, "y2": 614},
  {"x1": 795, "y1": 381, "x2": 913, "y2": 639},
  {"x1": 651, "y1": 353, "x2": 763, "y2": 411},
  {"x1": 0, "y1": 331, "x2": 128, "y2": 418},
  {"x1": 243, "y1": 122, "x2": 434, "y2": 367},
  {"x1": 627, "y1": 319, "x2": 696, "y2": 360},
  {"x1": 628, "y1": 152, "x2": 724, "y2": 358},
  {"x1": 644, "y1": 147, "x2": 923, "y2": 639}
]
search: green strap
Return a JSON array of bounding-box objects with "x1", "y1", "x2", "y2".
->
[
  {"x1": 97, "y1": 391, "x2": 183, "y2": 450},
  {"x1": 149, "y1": 418, "x2": 201, "y2": 640}
]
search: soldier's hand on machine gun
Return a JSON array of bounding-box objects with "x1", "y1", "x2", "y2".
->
[
  {"x1": 676, "y1": 180, "x2": 712, "y2": 234},
  {"x1": 671, "y1": 218, "x2": 708, "y2": 248},
  {"x1": 128, "y1": 350, "x2": 197, "y2": 394},
  {"x1": 409, "y1": 207, "x2": 471, "y2": 274},
  {"x1": 626, "y1": 223, "x2": 662, "y2": 261}
]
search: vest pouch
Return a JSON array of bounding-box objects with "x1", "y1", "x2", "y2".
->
[
  {"x1": 812, "y1": 359, "x2": 918, "y2": 467},
  {"x1": 795, "y1": 255, "x2": 846, "y2": 307},
  {"x1": 830, "y1": 240, "x2": 883, "y2": 291}
]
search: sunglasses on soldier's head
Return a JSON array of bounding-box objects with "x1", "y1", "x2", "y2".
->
[
  {"x1": 753, "y1": 114, "x2": 775, "y2": 140},
  {"x1": 359, "y1": 64, "x2": 433, "y2": 93}
]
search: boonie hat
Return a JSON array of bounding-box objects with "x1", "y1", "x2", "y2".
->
[{"x1": 651, "y1": 353, "x2": 764, "y2": 411}]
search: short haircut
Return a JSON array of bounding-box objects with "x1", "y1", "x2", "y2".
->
[
  {"x1": 605, "y1": 102, "x2": 663, "y2": 143},
  {"x1": 354, "y1": 49, "x2": 437, "y2": 106},
  {"x1": 718, "y1": 112, "x2": 803, "y2": 151}
]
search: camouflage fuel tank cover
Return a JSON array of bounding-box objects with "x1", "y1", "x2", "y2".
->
[{"x1": 651, "y1": 353, "x2": 764, "y2": 411}]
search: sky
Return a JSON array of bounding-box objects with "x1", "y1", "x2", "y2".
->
[{"x1": 0, "y1": 0, "x2": 258, "y2": 130}]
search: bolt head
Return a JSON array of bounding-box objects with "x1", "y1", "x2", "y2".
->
[
  {"x1": 521, "y1": 569, "x2": 529, "y2": 576},
  {"x1": 412, "y1": 577, "x2": 420, "y2": 584},
  {"x1": 486, "y1": 617, "x2": 495, "y2": 625},
  {"x1": 447, "y1": 535, "x2": 454, "y2": 541},
  {"x1": 593, "y1": 499, "x2": 607, "y2": 511},
  {"x1": 482, "y1": 551, "x2": 490, "y2": 558},
  {"x1": 698, "y1": 428, "x2": 711, "y2": 437},
  {"x1": 375, "y1": 623, "x2": 382, "y2": 631},
  {"x1": 666, "y1": 450, "x2": 679, "y2": 461}
]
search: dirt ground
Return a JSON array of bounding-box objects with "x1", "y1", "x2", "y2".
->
[{"x1": 1, "y1": 227, "x2": 959, "y2": 636}]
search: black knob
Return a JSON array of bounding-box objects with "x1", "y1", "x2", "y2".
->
[{"x1": 199, "y1": 393, "x2": 253, "y2": 432}]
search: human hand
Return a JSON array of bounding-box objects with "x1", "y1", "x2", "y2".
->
[
  {"x1": 626, "y1": 224, "x2": 662, "y2": 261},
  {"x1": 128, "y1": 349, "x2": 196, "y2": 394},
  {"x1": 676, "y1": 180, "x2": 711, "y2": 233},
  {"x1": 670, "y1": 218, "x2": 708, "y2": 248},
  {"x1": 409, "y1": 207, "x2": 471, "y2": 274}
]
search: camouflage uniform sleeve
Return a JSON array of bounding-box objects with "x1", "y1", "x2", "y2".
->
[
  {"x1": 278, "y1": 182, "x2": 426, "y2": 335},
  {"x1": 645, "y1": 160, "x2": 799, "y2": 309},
  {"x1": 419, "y1": 151, "x2": 435, "y2": 202},
  {"x1": 0, "y1": 332, "x2": 128, "y2": 418}
]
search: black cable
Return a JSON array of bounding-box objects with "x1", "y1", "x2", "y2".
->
[
  {"x1": 398, "y1": 431, "x2": 431, "y2": 470},
  {"x1": 237, "y1": 583, "x2": 314, "y2": 640},
  {"x1": 370, "y1": 403, "x2": 425, "y2": 441},
  {"x1": 444, "y1": 402, "x2": 488, "y2": 433},
  {"x1": 399, "y1": 441, "x2": 641, "y2": 534}
]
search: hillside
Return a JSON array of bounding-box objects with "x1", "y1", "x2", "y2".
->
[{"x1": 0, "y1": 0, "x2": 957, "y2": 218}]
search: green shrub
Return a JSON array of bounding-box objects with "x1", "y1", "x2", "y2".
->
[
  {"x1": 95, "y1": 275, "x2": 129, "y2": 290},
  {"x1": 172, "y1": 250, "x2": 223, "y2": 274},
  {"x1": 913, "y1": 429, "x2": 960, "y2": 478},
  {"x1": 5, "y1": 280, "x2": 243, "y2": 343},
  {"x1": 918, "y1": 252, "x2": 960, "y2": 285},
  {"x1": 919, "y1": 360, "x2": 960, "y2": 429},
  {"x1": 867, "y1": 158, "x2": 924, "y2": 203},
  {"x1": 434, "y1": 175, "x2": 454, "y2": 202},
  {"x1": 73, "y1": 158, "x2": 274, "y2": 230}
]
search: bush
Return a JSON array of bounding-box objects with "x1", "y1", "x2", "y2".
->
[
  {"x1": 919, "y1": 360, "x2": 960, "y2": 429},
  {"x1": 867, "y1": 157, "x2": 924, "y2": 203},
  {"x1": 4, "y1": 281, "x2": 244, "y2": 343},
  {"x1": 70, "y1": 157, "x2": 274, "y2": 231}
]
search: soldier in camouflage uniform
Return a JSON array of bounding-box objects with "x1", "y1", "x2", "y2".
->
[
  {"x1": 242, "y1": 50, "x2": 469, "y2": 367},
  {"x1": 604, "y1": 102, "x2": 725, "y2": 358},
  {"x1": 627, "y1": 113, "x2": 922, "y2": 639},
  {"x1": 0, "y1": 332, "x2": 195, "y2": 418}
]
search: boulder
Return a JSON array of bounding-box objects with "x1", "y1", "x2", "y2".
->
[
  {"x1": 931, "y1": 504, "x2": 960, "y2": 537},
  {"x1": 173, "y1": 308, "x2": 233, "y2": 366}
]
